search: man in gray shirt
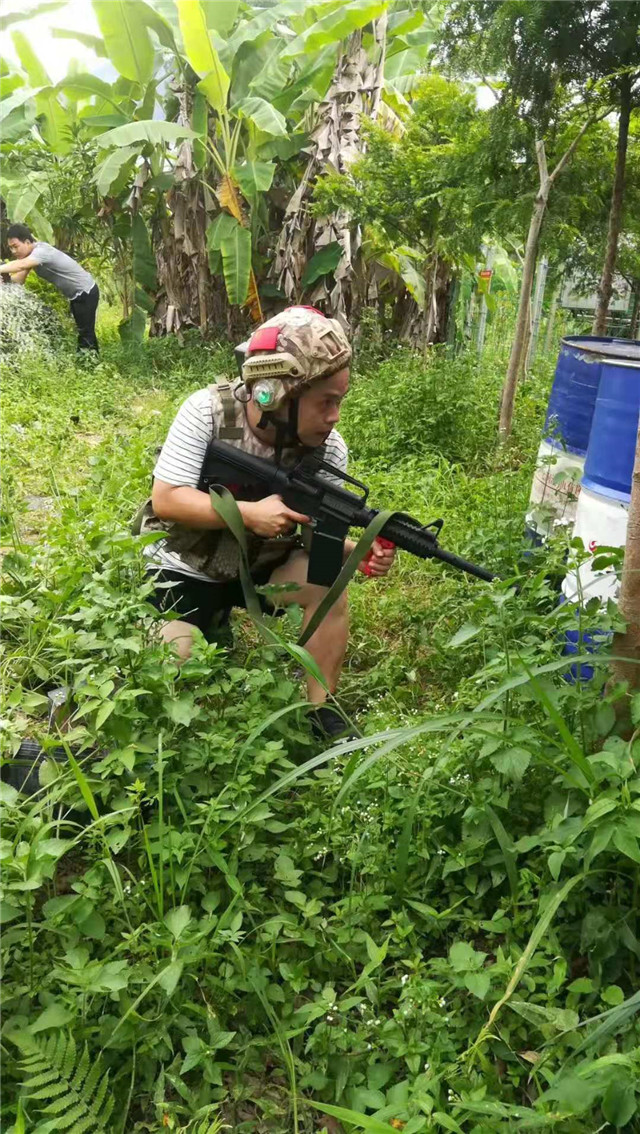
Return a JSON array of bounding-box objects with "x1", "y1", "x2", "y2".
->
[{"x1": 0, "y1": 223, "x2": 100, "y2": 351}]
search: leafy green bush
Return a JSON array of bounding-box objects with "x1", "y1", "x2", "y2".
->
[
  {"x1": 2, "y1": 332, "x2": 639, "y2": 1134},
  {"x1": 346, "y1": 343, "x2": 550, "y2": 473}
]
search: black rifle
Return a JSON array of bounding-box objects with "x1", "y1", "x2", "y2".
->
[{"x1": 200, "y1": 441, "x2": 495, "y2": 587}]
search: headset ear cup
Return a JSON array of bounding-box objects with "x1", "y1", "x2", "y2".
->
[{"x1": 252, "y1": 378, "x2": 288, "y2": 411}]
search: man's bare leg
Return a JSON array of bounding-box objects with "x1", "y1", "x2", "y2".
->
[
  {"x1": 159, "y1": 619, "x2": 200, "y2": 663},
  {"x1": 267, "y1": 550, "x2": 348, "y2": 703},
  {"x1": 156, "y1": 552, "x2": 348, "y2": 701}
]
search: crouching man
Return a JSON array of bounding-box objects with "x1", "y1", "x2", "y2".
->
[{"x1": 138, "y1": 306, "x2": 395, "y2": 740}]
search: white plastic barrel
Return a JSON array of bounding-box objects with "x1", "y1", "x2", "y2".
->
[
  {"x1": 562, "y1": 485, "x2": 628, "y2": 604},
  {"x1": 526, "y1": 440, "x2": 584, "y2": 540}
]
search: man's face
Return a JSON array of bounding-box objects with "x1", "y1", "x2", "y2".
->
[
  {"x1": 8, "y1": 238, "x2": 32, "y2": 259},
  {"x1": 296, "y1": 368, "x2": 350, "y2": 447}
]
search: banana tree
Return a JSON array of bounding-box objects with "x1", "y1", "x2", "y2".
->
[{"x1": 273, "y1": 1, "x2": 440, "y2": 320}]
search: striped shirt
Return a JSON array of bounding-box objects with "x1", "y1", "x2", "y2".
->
[{"x1": 144, "y1": 386, "x2": 349, "y2": 581}]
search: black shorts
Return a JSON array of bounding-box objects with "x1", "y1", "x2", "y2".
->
[{"x1": 146, "y1": 567, "x2": 280, "y2": 639}]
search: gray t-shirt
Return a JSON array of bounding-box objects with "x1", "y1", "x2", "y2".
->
[{"x1": 30, "y1": 242, "x2": 95, "y2": 300}]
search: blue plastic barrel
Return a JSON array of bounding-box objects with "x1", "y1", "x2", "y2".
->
[
  {"x1": 582, "y1": 340, "x2": 640, "y2": 501},
  {"x1": 543, "y1": 336, "x2": 624, "y2": 454}
]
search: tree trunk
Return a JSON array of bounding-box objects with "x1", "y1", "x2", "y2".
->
[
  {"x1": 592, "y1": 74, "x2": 632, "y2": 337},
  {"x1": 499, "y1": 140, "x2": 549, "y2": 438},
  {"x1": 150, "y1": 82, "x2": 233, "y2": 338},
  {"x1": 629, "y1": 283, "x2": 640, "y2": 339},
  {"x1": 544, "y1": 284, "x2": 560, "y2": 354},
  {"x1": 611, "y1": 423, "x2": 640, "y2": 695},
  {"x1": 273, "y1": 16, "x2": 388, "y2": 323},
  {"x1": 499, "y1": 113, "x2": 598, "y2": 438}
]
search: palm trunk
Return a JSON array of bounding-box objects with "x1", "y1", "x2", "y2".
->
[
  {"x1": 611, "y1": 423, "x2": 640, "y2": 697},
  {"x1": 150, "y1": 83, "x2": 227, "y2": 338},
  {"x1": 592, "y1": 74, "x2": 632, "y2": 337}
]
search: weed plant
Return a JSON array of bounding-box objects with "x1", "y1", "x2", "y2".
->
[{"x1": 1, "y1": 317, "x2": 639, "y2": 1133}]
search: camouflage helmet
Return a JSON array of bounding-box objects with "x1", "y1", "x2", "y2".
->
[{"x1": 241, "y1": 306, "x2": 351, "y2": 413}]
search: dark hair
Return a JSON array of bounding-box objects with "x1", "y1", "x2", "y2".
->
[{"x1": 7, "y1": 223, "x2": 34, "y2": 242}]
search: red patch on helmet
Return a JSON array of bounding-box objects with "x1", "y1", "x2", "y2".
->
[{"x1": 248, "y1": 325, "x2": 280, "y2": 352}]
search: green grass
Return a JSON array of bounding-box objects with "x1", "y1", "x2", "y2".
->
[{"x1": 1, "y1": 315, "x2": 639, "y2": 1134}]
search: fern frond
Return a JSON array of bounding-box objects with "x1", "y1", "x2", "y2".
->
[
  {"x1": 7, "y1": 1030, "x2": 114, "y2": 1134},
  {"x1": 70, "y1": 1043, "x2": 89, "y2": 1092}
]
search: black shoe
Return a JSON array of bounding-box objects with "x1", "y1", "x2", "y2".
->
[{"x1": 308, "y1": 706, "x2": 358, "y2": 743}]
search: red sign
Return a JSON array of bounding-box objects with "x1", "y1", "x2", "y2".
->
[{"x1": 479, "y1": 269, "x2": 493, "y2": 280}]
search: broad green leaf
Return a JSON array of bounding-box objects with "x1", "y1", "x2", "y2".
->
[
  {"x1": 613, "y1": 825, "x2": 640, "y2": 863},
  {"x1": 51, "y1": 28, "x2": 107, "y2": 57},
  {"x1": 235, "y1": 95, "x2": 287, "y2": 136},
  {"x1": 450, "y1": 941, "x2": 485, "y2": 972},
  {"x1": 447, "y1": 621, "x2": 481, "y2": 647},
  {"x1": 96, "y1": 119, "x2": 198, "y2": 148},
  {"x1": 0, "y1": 780, "x2": 21, "y2": 807},
  {"x1": 12, "y1": 30, "x2": 69, "y2": 151},
  {"x1": 35, "y1": 838, "x2": 74, "y2": 860},
  {"x1": 30, "y1": 1003, "x2": 74, "y2": 1033},
  {"x1": 164, "y1": 905, "x2": 192, "y2": 940},
  {"x1": 55, "y1": 73, "x2": 115, "y2": 104},
  {"x1": 221, "y1": 224, "x2": 251, "y2": 305},
  {"x1": 132, "y1": 213, "x2": 157, "y2": 293},
  {"x1": 65, "y1": 748, "x2": 99, "y2": 822},
  {"x1": 206, "y1": 212, "x2": 239, "y2": 250},
  {"x1": 82, "y1": 112, "x2": 129, "y2": 130},
  {"x1": 281, "y1": 0, "x2": 387, "y2": 59},
  {"x1": 197, "y1": 64, "x2": 230, "y2": 116},
  {"x1": 1, "y1": 2, "x2": 65, "y2": 32},
  {"x1": 249, "y1": 45, "x2": 292, "y2": 102},
  {"x1": 388, "y1": 8, "x2": 425, "y2": 36},
  {"x1": 93, "y1": 0, "x2": 154, "y2": 84},
  {"x1": 157, "y1": 959, "x2": 183, "y2": 996},
  {"x1": 568, "y1": 977, "x2": 595, "y2": 994},
  {"x1": 119, "y1": 306, "x2": 146, "y2": 343},
  {"x1": 0, "y1": 85, "x2": 40, "y2": 122},
  {"x1": 301, "y1": 242, "x2": 342, "y2": 288},
  {"x1": 11, "y1": 29, "x2": 50, "y2": 84},
  {"x1": 134, "y1": 287, "x2": 155, "y2": 314},
  {"x1": 165, "y1": 693, "x2": 199, "y2": 726},
  {"x1": 3, "y1": 180, "x2": 44, "y2": 222},
  {"x1": 464, "y1": 971, "x2": 491, "y2": 999},
  {"x1": 364, "y1": 933, "x2": 388, "y2": 967},
  {"x1": 602, "y1": 1079, "x2": 636, "y2": 1128},
  {"x1": 136, "y1": 0, "x2": 177, "y2": 51},
  {"x1": 548, "y1": 850, "x2": 565, "y2": 880},
  {"x1": 178, "y1": 0, "x2": 229, "y2": 106},
  {"x1": 93, "y1": 146, "x2": 137, "y2": 195},
  {"x1": 0, "y1": 900, "x2": 21, "y2": 923},
  {"x1": 509, "y1": 999, "x2": 579, "y2": 1032},
  {"x1": 349, "y1": 1088, "x2": 386, "y2": 1113},
  {"x1": 601, "y1": 985, "x2": 625, "y2": 1006},
  {"x1": 139, "y1": 78, "x2": 158, "y2": 121},
  {"x1": 398, "y1": 254, "x2": 426, "y2": 309},
  {"x1": 20, "y1": 205, "x2": 52, "y2": 242},
  {"x1": 233, "y1": 161, "x2": 275, "y2": 196},
  {"x1": 491, "y1": 746, "x2": 531, "y2": 780},
  {"x1": 305, "y1": 1101, "x2": 401, "y2": 1133},
  {"x1": 201, "y1": 0, "x2": 239, "y2": 34}
]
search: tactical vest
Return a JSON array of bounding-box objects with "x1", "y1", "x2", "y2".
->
[{"x1": 133, "y1": 378, "x2": 318, "y2": 582}]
